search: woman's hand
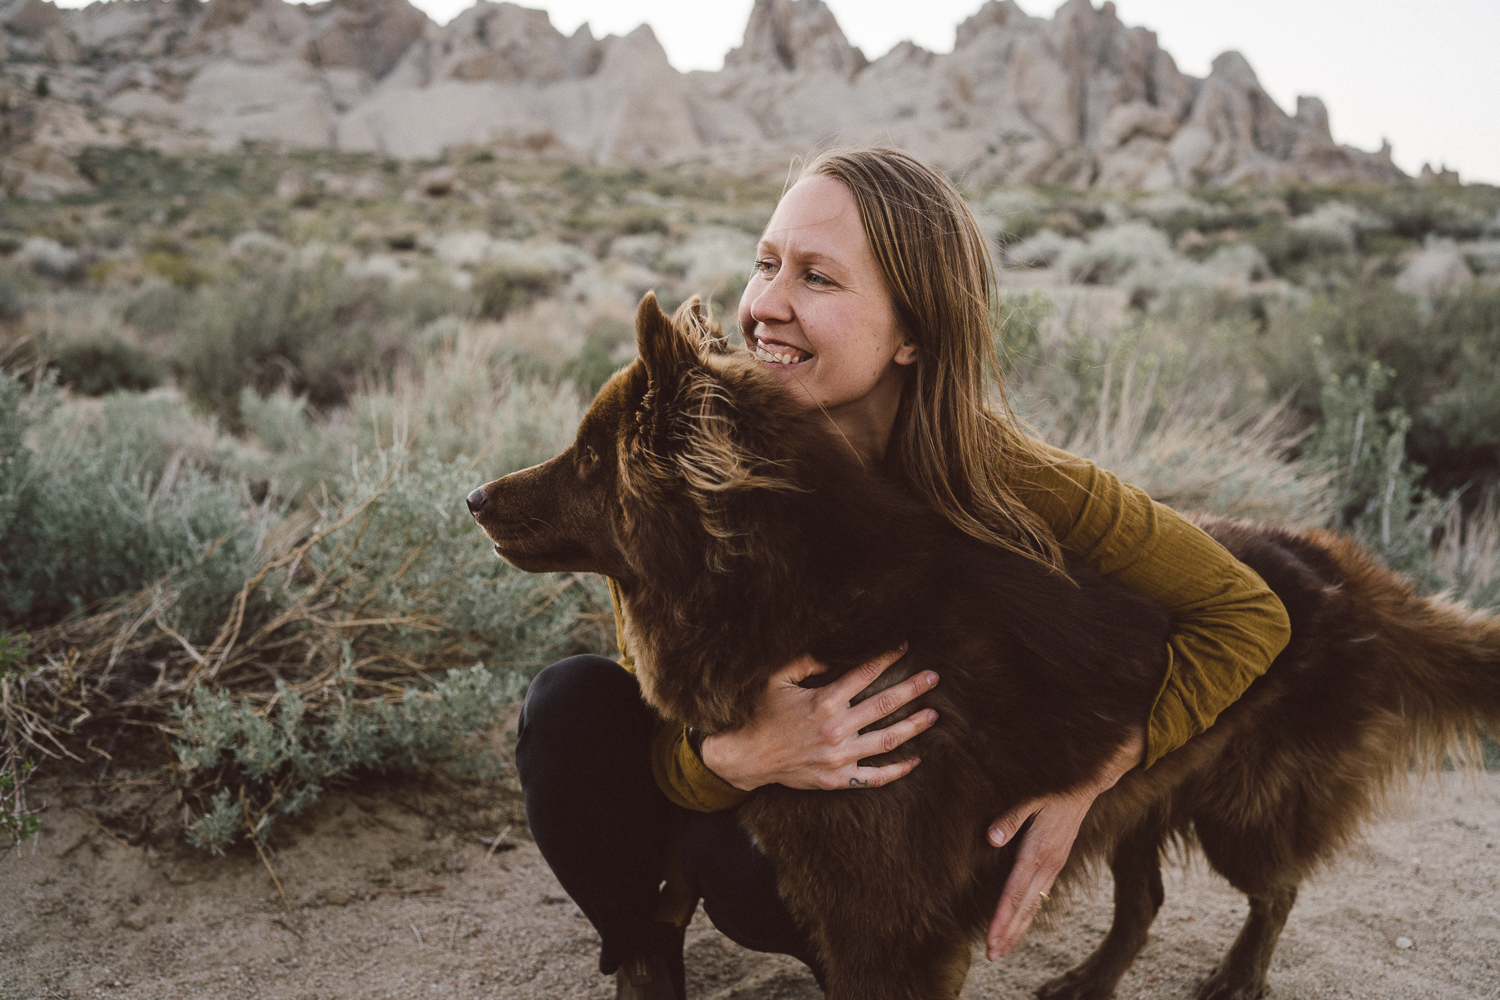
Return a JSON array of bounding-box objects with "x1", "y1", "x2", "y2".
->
[
  {"x1": 699, "y1": 644, "x2": 939, "y2": 792},
  {"x1": 983, "y1": 727, "x2": 1146, "y2": 961}
]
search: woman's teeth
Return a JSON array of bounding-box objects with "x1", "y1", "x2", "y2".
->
[{"x1": 753, "y1": 341, "x2": 810, "y2": 365}]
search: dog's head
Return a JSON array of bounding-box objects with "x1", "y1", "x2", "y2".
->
[{"x1": 466, "y1": 291, "x2": 807, "y2": 592}]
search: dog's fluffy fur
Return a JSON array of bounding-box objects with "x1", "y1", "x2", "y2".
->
[{"x1": 469, "y1": 294, "x2": 1500, "y2": 1000}]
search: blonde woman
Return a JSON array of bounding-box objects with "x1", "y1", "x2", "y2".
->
[{"x1": 514, "y1": 147, "x2": 1289, "y2": 999}]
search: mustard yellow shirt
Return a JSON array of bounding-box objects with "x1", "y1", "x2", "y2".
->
[{"x1": 609, "y1": 442, "x2": 1292, "y2": 812}]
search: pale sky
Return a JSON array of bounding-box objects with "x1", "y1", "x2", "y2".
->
[{"x1": 50, "y1": 0, "x2": 1500, "y2": 183}]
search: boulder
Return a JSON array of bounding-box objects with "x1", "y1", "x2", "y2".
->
[
  {"x1": 725, "y1": 0, "x2": 867, "y2": 78},
  {"x1": 1396, "y1": 241, "x2": 1474, "y2": 299},
  {"x1": 13, "y1": 0, "x2": 1411, "y2": 186}
]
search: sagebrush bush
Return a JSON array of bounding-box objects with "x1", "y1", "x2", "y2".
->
[
  {"x1": 0, "y1": 371, "x2": 265, "y2": 630},
  {"x1": 50, "y1": 331, "x2": 164, "y2": 395},
  {"x1": 175, "y1": 660, "x2": 524, "y2": 853},
  {"x1": 473, "y1": 258, "x2": 561, "y2": 319}
]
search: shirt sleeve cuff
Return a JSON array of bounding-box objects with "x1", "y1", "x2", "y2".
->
[{"x1": 650, "y1": 721, "x2": 751, "y2": 813}]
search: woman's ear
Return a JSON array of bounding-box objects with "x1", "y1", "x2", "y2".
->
[{"x1": 895, "y1": 340, "x2": 919, "y2": 366}]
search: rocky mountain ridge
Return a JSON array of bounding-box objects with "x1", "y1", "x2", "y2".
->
[{"x1": 2, "y1": 0, "x2": 1409, "y2": 196}]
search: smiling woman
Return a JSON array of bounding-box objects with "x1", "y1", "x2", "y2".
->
[{"x1": 491, "y1": 146, "x2": 1292, "y2": 1000}]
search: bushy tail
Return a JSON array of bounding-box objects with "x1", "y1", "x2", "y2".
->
[{"x1": 1326, "y1": 531, "x2": 1500, "y2": 765}]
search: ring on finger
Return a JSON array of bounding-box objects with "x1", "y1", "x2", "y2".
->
[{"x1": 1038, "y1": 890, "x2": 1052, "y2": 903}]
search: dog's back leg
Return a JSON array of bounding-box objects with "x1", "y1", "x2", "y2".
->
[
  {"x1": 1192, "y1": 883, "x2": 1297, "y2": 1000},
  {"x1": 1193, "y1": 819, "x2": 1300, "y2": 1000},
  {"x1": 1035, "y1": 822, "x2": 1166, "y2": 1000}
]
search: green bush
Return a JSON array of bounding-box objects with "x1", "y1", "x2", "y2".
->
[
  {"x1": 175, "y1": 661, "x2": 523, "y2": 853},
  {"x1": 173, "y1": 258, "x2": 405, "y2": 425},
  {"x1": 1270, "y1": 282, "x2": 1500, "y2": 495},
  {"x1": 0, "y1": 266, "x2": 31, "y2": 323},
  {"x1": 1302, "y1": 357, "x2": 1451, "y2": 578},
  {"x1": 0, "y1": 371, "x2": 262, "y2": 629},
  {"x1": 50, "y1": 332, "x2": 164, "y2": 395},
  {"x1": 472, "y1": 259, "x2": 559, "y2": 319}
]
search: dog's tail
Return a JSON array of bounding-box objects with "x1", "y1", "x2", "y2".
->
[{"x1": 1325, "y1": 531, "x2": 1500, "y2": 767}]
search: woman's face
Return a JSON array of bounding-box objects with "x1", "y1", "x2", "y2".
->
[{"x1": 738, "y1": 174, "x2": 917, "y2": 456}]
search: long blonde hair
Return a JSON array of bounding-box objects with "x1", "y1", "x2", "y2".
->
[{"x1": 801, "y1": 147, "x2": 1064, "y2": 572}]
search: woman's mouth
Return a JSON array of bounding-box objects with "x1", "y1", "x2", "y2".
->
[{"x1": 753, "y1": 337, "x2": 812, "y2": 366}]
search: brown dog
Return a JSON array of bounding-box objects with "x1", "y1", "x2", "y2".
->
[{"x1": 467, "y1": 293, "x2": 1500, "y2": 1000}]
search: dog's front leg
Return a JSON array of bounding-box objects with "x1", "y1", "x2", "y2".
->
[{"x1": 819, "y1": 934, "x2": 973, "y2": 1000}]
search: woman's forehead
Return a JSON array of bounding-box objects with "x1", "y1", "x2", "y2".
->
[{"x1": 759, "y1": 176, "x2": 870, "y2": 262}]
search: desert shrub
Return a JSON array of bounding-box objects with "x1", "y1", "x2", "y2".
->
[
  {"x1": 5, "y1": 441, "x2": 611, "y2": 853},
  {"x1": 50, "y1": 331, "x2": 164, "y2": 395},
  {"x1": 141, "y1": 250, "x2": 212, "y2": 290},
  {"x1": 473, "y1": 258, "x2": 562, "y2": 319},
  {"x1": 123, "y1": 282, "x2": 194, "y2": 333},
  {"x1": 1059, "y1": 223, "x2": 1173, "y2": 285},
  {"x1": 1003, "y1": 228, "x2": 1075, "y2": 268},
  {"x1": 0, "y1": 371, "x2": 264, "y2": 630},
  {"x1": 1431, "y1": 492, "x2": 1500, "y2": 612},
  {"x1": 175, "y1": 661, "x2": 523, "y2": 854},
  {"x1": 1302, "y1": 359, "x2": 1451, "y2": 578},
  {"x1": 173, "y1": 257, "x2": 408, "y2": 424},
  {"x1": 1270, "y1": 282, "x2": 1500, "y2": 494},
  {"x1": 1020, "y1": 336, "x2": 1329, "y2": 527},
  {"x1": 0, "y1": 266, "x2": 31, "y2": 323},
  {"x1": 561, "y1": 333, "x2": 624, "y2": 398}
]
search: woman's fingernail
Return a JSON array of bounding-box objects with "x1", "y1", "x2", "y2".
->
[
  {"x1": 924, "y1": 671, "x2": 938, "y2": 686},
  {"x1": 989, "y1": 828, "x2": 1005, "y2": 846},
  {"x1": 924, "y1": 709, "x2": 938, "y2": 724}
]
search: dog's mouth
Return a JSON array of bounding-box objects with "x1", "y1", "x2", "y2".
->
[{"x1": 752, "y1": 336, "x2": 812, "y2": 366}]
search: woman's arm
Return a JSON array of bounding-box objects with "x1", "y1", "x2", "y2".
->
[
  {"x1": 982, "y1": 440, "x2": 1292, "y2": 960},
  {"x1": 1009, "y1": 441, "x2": 1292, "y2": 765},
  {"x1": 607, "y1": 580, "x2": 934, "y2": 811}
]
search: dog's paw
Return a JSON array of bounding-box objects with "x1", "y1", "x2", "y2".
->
[
  {"x1": 1192, "y1": 964, "x2": 1268, "y2": 1000},
  {"x1": 1035, "y1": 964, "x2": 1120, "y2": 1000}
]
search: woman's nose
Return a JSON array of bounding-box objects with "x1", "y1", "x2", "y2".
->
[{"x1": 747, "y1": 274, "x2": 793, "y2": 326}]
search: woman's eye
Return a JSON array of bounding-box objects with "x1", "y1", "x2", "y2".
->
[
  {"x1": 753, "y1": 258, "x2": 778, "y2": 276},
  {"x1": 805, "y1": 271, "x2": 831, "y2": 286}
]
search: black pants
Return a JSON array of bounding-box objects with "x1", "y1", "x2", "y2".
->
[{"x1": 516, "y1": 655, "x2": 822, "y2": 978}]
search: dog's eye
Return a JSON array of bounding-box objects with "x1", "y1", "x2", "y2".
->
[{"x1": 587, "y1": 445, "x2": 600, "y2": 465}]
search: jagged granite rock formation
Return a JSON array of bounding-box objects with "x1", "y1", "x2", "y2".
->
[{"x1": 0, "y1": 0, "x2": 1405, "y2": 190}]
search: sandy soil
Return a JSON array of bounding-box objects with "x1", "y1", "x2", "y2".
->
[{"x1": 2, "y1": 769, "x2": 1497, "y2": 1000}]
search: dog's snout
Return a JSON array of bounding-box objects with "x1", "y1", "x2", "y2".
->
[{"x1": 466, "y1": 485, "x2": 487, "y2": 516}]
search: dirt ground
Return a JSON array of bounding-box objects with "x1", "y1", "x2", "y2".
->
[{"x1": 2, "y1": 767, "x2": 1497, "y2": 1000}]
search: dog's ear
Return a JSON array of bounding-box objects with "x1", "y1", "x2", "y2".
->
[
  {"x1": 636, "y1": 291, "x2": 697, "y2": 382},
  {"x1": 674, "y1": 296, "x2": 730, "y2": 356}
]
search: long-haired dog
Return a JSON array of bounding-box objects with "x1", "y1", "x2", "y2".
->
[{"x1": 467, "y1": 293, "x2": 1500, "y2": 1000}]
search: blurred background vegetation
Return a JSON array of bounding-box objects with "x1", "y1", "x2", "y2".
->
[{"x1": 2, "y1": 145, "x2": 1498, "y2": 853}]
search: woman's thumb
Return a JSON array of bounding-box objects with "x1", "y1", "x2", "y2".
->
[{"x1": 988, "y1": 801, "x2": 1037, "y2": 847}]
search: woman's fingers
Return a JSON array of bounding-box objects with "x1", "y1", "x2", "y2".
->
[
  {"x1": 853, "y1": 707, "x2": 938, "y2": 757},
  {"x1": 985, "y1": 794, "x2": 1090, "y2": 960},
  {"x1": 986, "y1": 858, "x2": 1052, "y2": 960},
  {"x1": 848, "y1": 666, "x2": 939, "y2": 730},
  {"x1": 828, "y1": 643, "x2": 909, "y2": 701},
  {"x1": 835, "y1": 755, "x2": 921, "y2": 790}
]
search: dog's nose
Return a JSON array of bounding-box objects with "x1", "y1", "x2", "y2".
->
[{"x1": 466, "y1": 485, "x2": 487, "y2": 516}]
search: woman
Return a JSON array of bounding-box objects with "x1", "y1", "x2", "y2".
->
[{"x1": 516, "y1": 147, "x2": 1290, "y2": 1000}]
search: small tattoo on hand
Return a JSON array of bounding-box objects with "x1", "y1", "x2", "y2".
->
[{"x1": 849, "y1": 777, "x2": 869, "y2": 787}]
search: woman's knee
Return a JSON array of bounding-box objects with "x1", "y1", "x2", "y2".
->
[{"x1": 522, "y1": 655, "x2": 641, "y2": 732}]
